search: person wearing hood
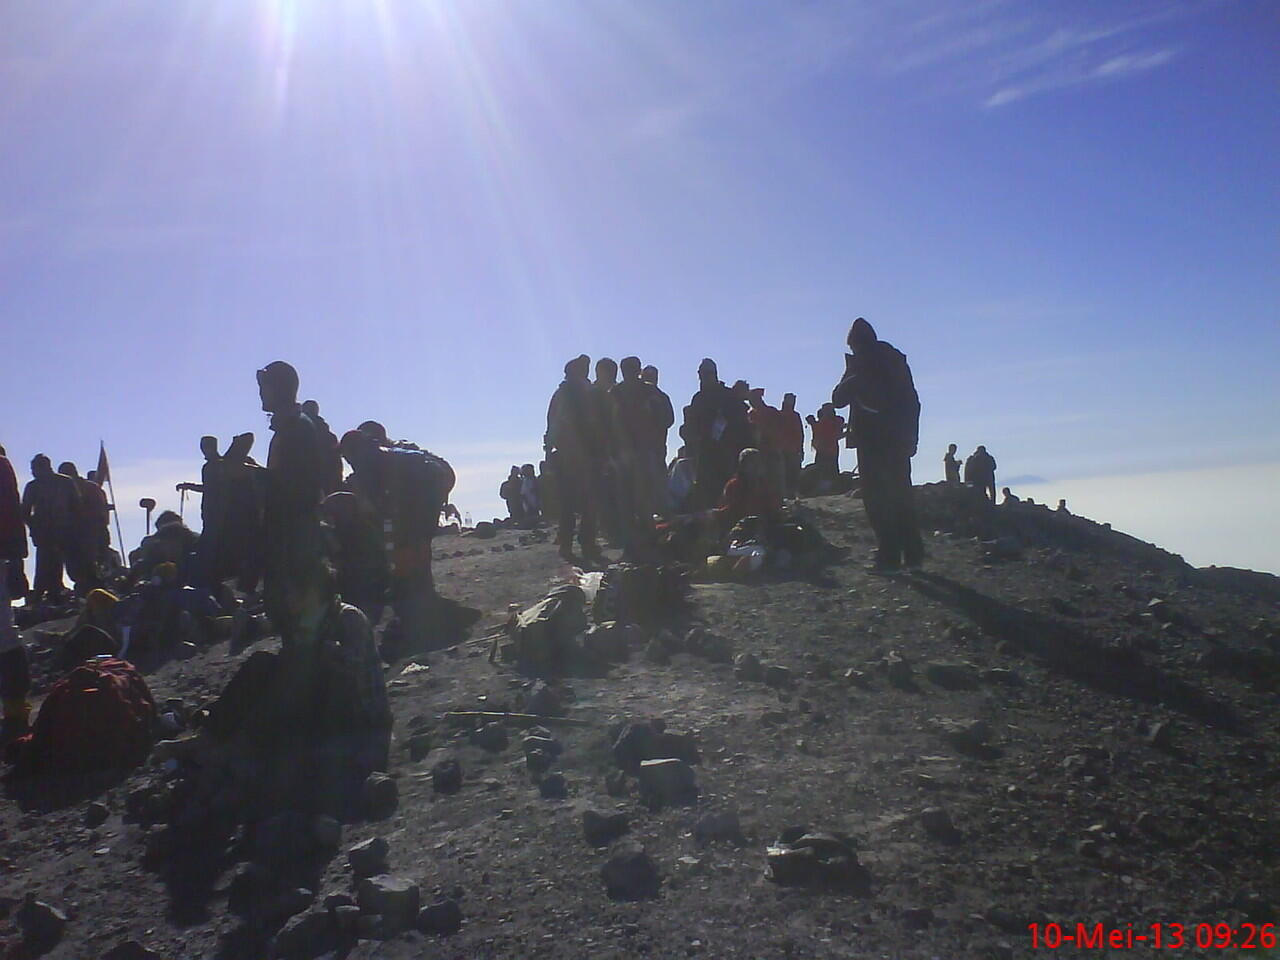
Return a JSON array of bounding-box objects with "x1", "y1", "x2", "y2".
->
[
  {"x1": 964, "y1": 445, "x2": 998, "y2": 504},
  {"x1": 21, "y1": 454, "x2": 82, "y2": 604},
  {"x1": 0, "y1": 446, "x2": 31, "y2": 743},
  {"x1": 831, "y1": 317, "x2": 923, "y2": 571},
  {"x1": 684, "y1": 358, "x2": 738, "y2": 510},
  {"x1": 545, "y1": 355, "x2": 605, "y2": 565}
]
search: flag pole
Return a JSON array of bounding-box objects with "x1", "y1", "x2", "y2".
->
[{"x1": 100, "y1": 440, "x2": 127, "y2": 567}]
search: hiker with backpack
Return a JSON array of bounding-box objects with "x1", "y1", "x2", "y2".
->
[
  {"x1": 340, "y1": 429, "x2": 455, "y2": 649},
  {"x1": 609, "y1": 356, "x2": 665, "y2": 554},
  {"x1": 684, "y1": 359, "x2": 741, "y2": 511},
  {"x1": 964, "y1": 445, "x2": 998, "y2": 504},
  {"x1": 0, "y1": 446, "x2": 32, "y2": 743},
  {"x1": 831, "y1": 317, "x2": 923, "y2": 571}
]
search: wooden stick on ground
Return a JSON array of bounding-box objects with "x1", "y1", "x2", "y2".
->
[{"x1": 442, "y1": 711, "x2": 596, "y2": 729}]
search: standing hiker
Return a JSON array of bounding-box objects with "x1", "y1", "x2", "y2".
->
[
  {"x1": 779, "y1": 393, "x2": 804, "y2": 499},
  {"x1": 684, "y1": 359, "x2": 738, "y2": 510},
  {"x1": 964, "y1": 445, "x2": 998, "y2": 504},
  {"x1": 944, "y1": 443, "x2": 962, "y2": 485},
  {"x1": 832, "y1": 317, "x2": 923, "y2": 571},
  {"x1": 545, "y1": 356, "x2": 605, "y2": 566},
  {"x1": 591, "y1": 357, "x2": 623, "y2": 544},
  {"x1": 58, "y1": 461, "x2": 105, "y2": 591},
  {"x1": 22, "y1": 454, "x2": 81, "y2": 604},
  {"x1": 302, "y1": 399, "x2": 343, "y2": 495},
  {"x1": 0, "y1": 446, "x2": 31, "y2": 742},
  {"x1": 806, "y1": 404, "x2": 845, "y2": 492},
  {"x1": 258, "y1": 360, "x2": 328, "y2": 649},
  {"x1": 609, "y1": 357, "x2": 663, "y2": 552}
]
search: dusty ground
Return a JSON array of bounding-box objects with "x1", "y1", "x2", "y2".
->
[{"x1": 1, "y1": 489, "x2": 1277, "y2": 959}]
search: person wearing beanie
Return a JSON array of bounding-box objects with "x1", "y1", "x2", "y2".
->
[
  {"x1": 21, "y1": 454, "x2": 81, "y2": 604},
  {"x1": 832, "y1": 317, "x2": 923, "y2": 571},
  {"x1": 0, "y1": 446, "x2": 31, "y2": 742}
]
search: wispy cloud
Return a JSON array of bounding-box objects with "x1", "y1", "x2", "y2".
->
[{"x1": 983, "y1": 45, "x2": 1179, "y2": 108}]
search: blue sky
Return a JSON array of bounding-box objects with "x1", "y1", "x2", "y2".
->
[{"x1": 2, "y1": 0, "x2": 1277, "y2": 570}]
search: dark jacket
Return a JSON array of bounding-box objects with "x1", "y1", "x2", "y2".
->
[
  {"x1": 0, "y1": 455, "x2": 27, "y2": 562},
  {"x1": 546, "y1": 377, "x2": 601, "y2": 462},
  {"x1": 964, "y1": 450, "x2": 997, "y2": 482},
  {"x1": 831, "y1": 341, "x2": 920, "y2": 455}
]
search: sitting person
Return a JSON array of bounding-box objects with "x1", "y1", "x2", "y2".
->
[
  {"x1": 128, "y1": 511, "x2": 198, "y2": 585},
  {"x1": 715, "y1": 448, "x2": 783, "y2": 533},
  {"x1": 58, "y1": 588, "x2": 124, "y2": 669},
  {"x1": 520, "y1": 464, "x2": 542, "y2": 526},
  {"x1": 1001, "y1": 487, "x2": 1020, "y2": 505},
  {"x1": 115, "y1": 562, "x2": 224, "y2": 658},
  {"x1": 500, "y1": 467, "x2": 524, "y2": 526}
]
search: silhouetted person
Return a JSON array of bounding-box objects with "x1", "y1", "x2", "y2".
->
[
  {"x1": 747, "y1": 388, "x2": 786, "y2": 500},
  {"x1": 609, "y1": 356, "x2": 664, "y2": 550},
  {"x1": 832, "y1": 317, "x2": 923, "y2": 571},
  {"x1": 258, "y1": 360, "x2": 328, "y2": 651},
  {"x1": 964, "y1": 445, "x2": 997, "y2": 504},
  {"x1": 21, "y1": 454, "x2": 81, "y2": 603},
  {"x1": 685, "y1": 359, "x2": 731, "y2": 509},
  {"x1": 944, "y1": 443, "x2": 961, "y2": 484},
  {"x1": 520, "y1": 463, "x2": 541, "y2": 525},
  {"x1": 221, "y1": 432, "x2": 267, "y2": 593},
  {"x1": 323, "y1": 490, "x2": 388, "y2": 625},
  {"x1": 0, "y1": 446, "x2": 31, "y2": 742},
  {"x1": 58, "y1": 460, "x2": 106, "y2": 591},
  {"x1": 1056, "y1": 499, "x2": 1070, "y2": 514},
  {"x1": 806, "y1": 403, "x2": 845, "y2": 491},
  {"x1": 779, "y1": 393, "x2": 804, "y2": 499},
  {"x1": 641, "y1": 364, "x2": 675, "y2": 467},
  {"x1": 500, "y1": 466, "x2": 525, "y2": 525},
  {"x1": 1001, "y1": 487, "x2": 1020, "y2": 505},
  {"x1": 592, "y1": 357, "x2": 623, "y2": 544},
  {"x1": 302, "y1": 399, "x2": 343, "y2": 495},
  {"x1": 545, "y1": 356, "x2": 604, "y2": 565}
]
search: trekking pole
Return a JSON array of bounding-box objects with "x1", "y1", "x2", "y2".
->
[
  {"x1": 179, "y1": 487, "x2": 186, "y2": 519},
  {"x1": 139, "y1": 498, "x2": 155, "y2": 543}
]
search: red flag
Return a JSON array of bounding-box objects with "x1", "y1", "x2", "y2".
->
[{"x1": 96, "y1": 441, "x2": 110, "y2": 486}]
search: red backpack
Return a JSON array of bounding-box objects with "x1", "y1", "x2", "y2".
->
[{"x1": 11, "y1": 658, "x2": 155, "y2": 779}]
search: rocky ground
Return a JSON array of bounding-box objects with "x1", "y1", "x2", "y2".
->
[{"x1": 1, "y1": 487, "x2": 1277, "y2": 959}]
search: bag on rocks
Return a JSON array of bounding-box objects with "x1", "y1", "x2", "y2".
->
[
  {"x1": 591, "y1": 563, "x2": 689, "y2": 626},
  {"x1": 513, "y1": 585, "x2": 589, "y2": 671},
  {"x1": 11, "y1": 657, "x2": 155, "y2": 779}
]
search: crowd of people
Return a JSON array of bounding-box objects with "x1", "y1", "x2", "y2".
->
[
  {"x1": 0, "y1": 361, "x2": 456, "y2": 749},
  {"x1": 537, "y1": 317, "x2": 925, "y2": 573}
]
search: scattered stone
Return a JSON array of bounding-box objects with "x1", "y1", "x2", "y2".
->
[
  {"x1": 470, "y1": 722, "x2": 509, "y2": 752},
  {"x1": 406, "y1": 732, "x2": 433, "y2": 761},
  {"x1": 362, "y1": 773, "x2": 400, "y2": 818},
  {"x1": 418, "y1": 898, "x2": 464, "y2": 935},
  {"x1": 348, "y1": 837, "x2": 390, "y2": 878},
  {"x1": 694, "y1": 810, "x2": 743, "y2": 845},
  {"x1": 583, "y1": 808, "x2": 630, "y2": 846},
  {"x1": 885, "y1": 652, "x2": 916, "y2": 690},
  {"x1": 17, "y1": 895, "x2": 67, "y2": 951},
  {"x1": 102, "y1": 941, "x2": 161, "y2": 960},
  {"x1": 923, "y1": 661, "x2": 980, "y2": 690},
  {"x1": 601, "y1": 845, "x2": 662, "y2": 900},
  {"x1": 1146, "y1": 720, "x2": 1174, "y2": 751},
  {"x1": 432, "y1": 758, "x2": 463, "y2": 795},
  {"x1": 605, "y1": 770, "x2": 630, "y2": 797},
  {"x1": 356, "y1": 875, "x2": 421, "y2": 931},
  {"x1": 311, "y1": 815, "x2": 341, "y2": 851},
  {"x1": 1148, "y1": 598, "x2": 1173, "y2": 623},
  {"x1": 939, "y1": 718, "x2": 998, "y2": 757},
  {"x1": 539, "y1": 773, "x2": 569, "y2": 799},
  {"x1": 982, "y1": 668, "x2": 1022, "y2": 686},
  {"x1": 332, "y1": 904, "x2": 361, "y2": 939},
  {"x1": 323, "y1": 893, "x2": 355, "y2": 911},
  {"x1": 763, "y1": 664, "x2": 793, "y2": 688},
  {"x1": 1075, "y1": 838, "x2": 1101, "y2": 859},
  {"x1": 522, "y1": 734, "x2": 562, "y2": 758},
  {"x1": 637, "y1": 758, "x2": 699, "y2": 807},
  {"x1": 526, "y1": 749, "x2": 555, "y2": 776},
  {"x1": 612, "y1": 720, "x2": 700, "y2": 772},
  {"x1": 902, "y1": 907, "x2": 934, "y2": 929},
  {"x1": 644, "y1": 638, "x2": 670, "y2": 664},
  {"x1": 525, "y1": 681, "x2": 564, "y2": 717},
  {"x1": 766, "y1": 831, "x2": 868, "y2": 890},
  {"x1": 85, "y1": 801, "x2": 110, "y2": 829},
  {"x1": 843, "y1": 668, "x2": 871, "y2": 688},
  {"x1": 920, "y1": 807, "x2": 961, "y2": 843},
  {"x1": 269, "y1": 909, "x2": 338, "y2": 959},
  {"x1": 734, "y1": 653, "x2": 764, "y2": 682}
]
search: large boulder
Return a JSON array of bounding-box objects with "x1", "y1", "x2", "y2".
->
[
  {"x1": 637, "y1": 758, "x2": 698, "y2": 807},
  {"x1": 356, "y1": 875, "x2": 421, "y2": 933},
  {"x1": 601, "y1": 846, "x2": 661, "y2": 900}
]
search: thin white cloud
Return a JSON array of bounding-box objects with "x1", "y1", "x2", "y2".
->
[{"x1": 983, "y1": 46, "x2": 1179, "y2": 108}]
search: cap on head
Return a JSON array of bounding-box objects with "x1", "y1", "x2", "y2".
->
[
  {"x1": 155, "y1": 510, "x2": 181, "y2": 528},
  {"x1": 642, "y1": 364, "x2": 659, "y2": 384},
  {"x1": 620, "y1": 356, "x2": 641, "y2": 378},
  {"x1": 31, "y1": 454, "x2": 51, "y2": 473},
  {"x1": 976, "y1": 445, "x2": 986, "y2": 453},
  {"x1": 565, "y1": 355, "x2": 590, "y2": 378},
  {"x1": 200, "y1": 435, "x2": 219, "y2": 458},
  {"x1": 595, "y1": 357, "x2": 618, "y2": 379},
  {"x1": 57, "y1": 461, "x2": 78, "y2": 477},
  {"x1": 698, "y1": 358, "x2": 717, "y2": 378},
  {"x1": 257, "y1": 360, "x2": 299, "y2": 395},
  {"x1": 301, "y1": 399, "x2": 320, "y2": 417},
  {"x1": 847, "y1": 317, "x2": 878, "y2": 351}
]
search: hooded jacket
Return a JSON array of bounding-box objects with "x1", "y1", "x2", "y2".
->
[{"x1": 831, "y1": 319, "x2": 920, "y2": 455}]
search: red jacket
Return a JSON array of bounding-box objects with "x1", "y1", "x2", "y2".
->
[
  {"x1": 716, "y1": 475, "x2": 782, "y2": 528},
  {"x1": 810, "y1": 416, "x2": 845, "y2": 456}
]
